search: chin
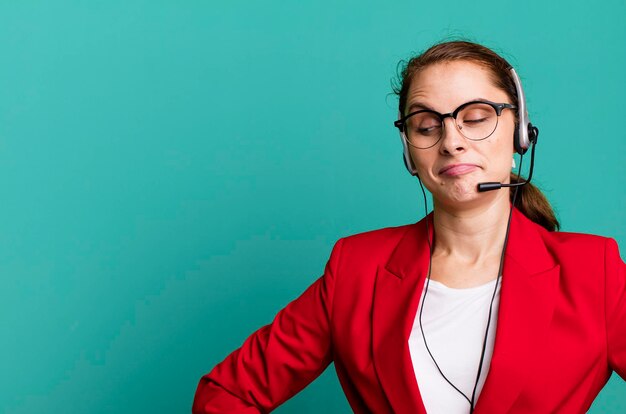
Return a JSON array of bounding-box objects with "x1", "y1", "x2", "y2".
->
[{"x1": 435, "y1": 179, "x2": 482, "y2": 205}]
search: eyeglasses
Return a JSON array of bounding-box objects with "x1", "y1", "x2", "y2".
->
[{"x1": 394, "y1": 100, "x2": 517, "y2": 149}]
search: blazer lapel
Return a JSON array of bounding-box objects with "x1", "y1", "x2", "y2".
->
[
  {"x1": 372, "y1": 216, "x2": 432, "y2": 414},
  {"x1": 474, "y1": 209, "x2": 560, "y2": 413},
  {"x1": 371, "y1": 209, "x2": 559, "y2": 414}
]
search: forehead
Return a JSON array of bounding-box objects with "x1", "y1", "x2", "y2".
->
[{"x1": 406, "y1": 61, "x2": 509, "y2": 112}]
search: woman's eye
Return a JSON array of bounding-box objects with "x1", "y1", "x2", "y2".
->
[
  {"x1": 407, "y1": 113, "x2": 441, "y2": 135},
  {"x1": 416, "y1": 125, "x2": 441, "y2": 135},
  {"x1": 464, "y1": 117, "x2": 488, "y2": 124}
]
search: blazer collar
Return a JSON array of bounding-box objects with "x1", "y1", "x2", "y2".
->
[{"x1": 372, "y1": 208, "x2": 559, "y2": 414}]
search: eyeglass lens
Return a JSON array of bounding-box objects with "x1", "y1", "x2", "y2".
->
[{"x1": 404, "y1": 103, "x2": 499, "y2": 148}]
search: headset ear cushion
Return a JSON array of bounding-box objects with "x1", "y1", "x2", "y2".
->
[
  {"x1": 403, "y1": 154, "x2": 412, "y2": 173},
  {"x1": 403, "y1": 153, "x2": 419, "y2": 176},
  {"x1": 528, "y1": 124, "x2": 539, "y2": 143},
  {"x1": 513, "y1": 124, "x2": 527, "y2": 155}
]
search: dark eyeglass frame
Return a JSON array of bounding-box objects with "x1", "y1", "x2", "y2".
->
[{"x1": 393, "y1": 99, "x2": 517, "y2": 149}]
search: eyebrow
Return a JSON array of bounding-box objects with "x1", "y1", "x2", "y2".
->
[
  {"x1": 405, "y1": 97, "x2": 490, "y2": 115},
  {"x1": 406, "y1": 101, "x2": 434, "y2": 113}
]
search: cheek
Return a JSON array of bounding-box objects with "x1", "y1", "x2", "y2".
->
[
  {"x1": 487, "y1": 122, "x2": 516, "y2": 166},
  {"x1": 408, "y1": 149, "x2": 435, "y2": 178},
  {"x1": 406, "y1": 147, "x2": 421, "y2": 169},
  {"x1": 501, "y1": 118, "x2": 517, "y2": 151}
]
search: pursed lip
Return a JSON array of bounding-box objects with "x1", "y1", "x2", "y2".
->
[{"x1": 438, "y1": 163, "x2": 479, "y2": 176}]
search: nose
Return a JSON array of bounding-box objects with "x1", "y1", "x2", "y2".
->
[{"x1": 438, "y1": 117, "x2": 467, "y2": 155}]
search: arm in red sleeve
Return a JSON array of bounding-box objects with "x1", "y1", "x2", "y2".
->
[
  {"x1": 605, "y1": 238, "x2": 626, "y2": 380},
  {"x1": 192, "y1": 238, "x2": 344, "y2": 413}
]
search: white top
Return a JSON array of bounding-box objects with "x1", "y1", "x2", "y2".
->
[{"x1": 408, "y1": 278, "x2": 501, "y2": 414}]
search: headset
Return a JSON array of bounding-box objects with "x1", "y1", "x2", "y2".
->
[{"x1": 395, "y1": 67, "x2": 539, "y2": 190}]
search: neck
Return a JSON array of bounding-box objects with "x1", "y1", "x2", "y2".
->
[{"x1": 431, "y1": 192, "x2": 512, "y2": 262}]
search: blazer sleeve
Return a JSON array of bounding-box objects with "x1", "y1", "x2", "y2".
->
[
  {"x1": 192, "y1": 238, "x2": 344, "y2": 414},
  {"x1": 605, "y1": 237, "x2": 626, "y2": 380}
]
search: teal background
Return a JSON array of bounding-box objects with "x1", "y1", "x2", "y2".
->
[{"x1": 1, "y1": 1, "x2": 624, "y2": 412}]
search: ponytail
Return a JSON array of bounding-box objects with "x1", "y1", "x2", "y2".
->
[{"x1": 509, "y1": 173, "x2": 559, "y2": 231}]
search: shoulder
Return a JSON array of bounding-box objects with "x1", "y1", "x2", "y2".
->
[
  {"x1": 541, "y1": 229, "x2": 618, "y2": 260},
  {"x1": 506, "y1": 210, "x2": 622, "y2": 276},
  {"x1": 530, "y1": 221, "x2": 624, "y2": 273},
  {"x1": 543, "y1": 230, "x2": 610, "y2": 251},
  {"x1": 513, "y1": 209, "x2": 615, "y2": 258},
  {"x1": 341, "y1": 223, "x2": 414, "y2": 246},
  {"x1": 329, "y1": 222, "x2": 420, "y2": 269}
]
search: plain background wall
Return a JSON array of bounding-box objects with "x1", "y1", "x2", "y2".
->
[{"x1": 1, "y1": 1, "x2": 624, "y2": 412}]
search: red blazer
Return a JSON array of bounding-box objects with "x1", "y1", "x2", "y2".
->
[{"x1": 193, "y1": 209, "x2": 626, "y2": 413}]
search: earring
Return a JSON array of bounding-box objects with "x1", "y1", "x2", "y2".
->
[{"x1": 512, "y1": 157, "x2": 516, "y2": 169}]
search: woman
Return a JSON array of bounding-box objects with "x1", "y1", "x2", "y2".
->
[{"x1": 193, "y1": 41, "x2": 625, "y2": 413}]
